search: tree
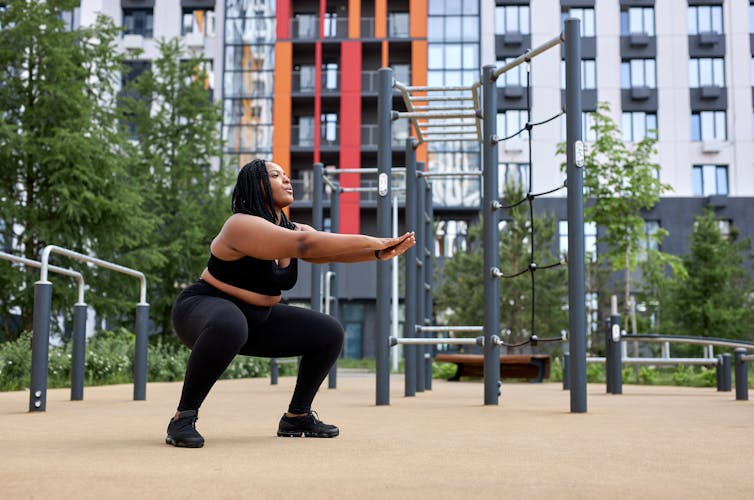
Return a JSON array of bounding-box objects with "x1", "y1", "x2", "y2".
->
[
  {"x1": 558, "y1": 102, "x2": 683, "y2": 331},
  {"x1": 435, "y1": 182, "x2": 568, "y2": 351},
  {"x1": 120, "y1": 38, "x2": 230, "y2": 334},
  {"x1": 663, "y1": 210, "x2": 754, "y2": 340},
  {"x1": 0, "y1": 0, "x2": 153, "y2": 339}
]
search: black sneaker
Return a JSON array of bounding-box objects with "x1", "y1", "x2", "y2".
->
[
  {"x1": 165, "y1": 410, "x2": 205, "y2": 448},
  {"x1": 277, "y1": 411, "x2": 339, "y2": 438}
]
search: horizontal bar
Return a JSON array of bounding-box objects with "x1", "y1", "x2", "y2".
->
[
  {"x1": 407, "y1": 96, "x2": 474, "y2": 102},
  {"x1": 492, "y1": 34, "x2": 564, "y2": 80},
  {"x1": 325, "y1": 167, "x2": 406, "y2": 175},
  {"x1": 741, "y1": 354, "x2": 754, "y2": 362},
  {"x1": 270, "y1": 357, "x2": 298, "y2": 364},
  {"x1": 0, "y1": 251, "x2": 86, "y2": 304},
  {"x1": 396, "y1": 111, "x2": 478, "y2": 120},
  {"x1": 416, "y1": 325, "x2": 483, "y2": 333},
  {"x1": 41, "y1": 245, "x2": 147, "y2": 304},
  {"x1": 586, "y1": 357, "x2": 718, "y2": 365},
  {"x1": 389, "y1": 336, "x2": 485, "y2": 347},
  {"x1": 421, "y1": 129, "x2": 478, "y2": 135},
  {"x1": 622, "y1": 334, "x2": 754, "y2": 350},
  {"x1": 340, "y1": 187, "x2": 406, "y2": 193},
  {"x1": 403, "y1": 85, "x2": 474, "y2": 92},
  {"x1": 412, "y1": 105, "x2": 476, "y2": 112},
  {"x1": 422, "y1": 137, "x2": 481, "y2": 142},
  {"x1": 419, "y1": 121, "x2": 477, "y2": 128},
  {"x1": 418, "y1": 170, "x2": 483, "y2": 178}
]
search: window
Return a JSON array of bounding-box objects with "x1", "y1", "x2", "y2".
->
[
  {"x1": 561, "y1": 112, "x2": 597, "y2": 142},
  {"x1": 622, "y1": 112, "x2": 657, "y2": 142},
  {"x1": 182, "y1": 8, "x2": 215, "y2": 36},
  {"x1": 123, "y1": 8, "x2": 154, "y2": 38},
  {"x1": 689, "y1": 58, "x2": 725, "y2": 88},
  {"x1": 621, "y1": 59, "x2": 656, "y2": 88},
  {"x1": 499, "y1": 162, "x2": 530, "y2": 194},
  {"x1": 640, "y1": 220, "x2": 661, "y2": 260},
  {"x1": 621, "y1": 7, "x2": 655, "y2": 36},
  {"x1": 321, "y1": 113, "x2": 338, "y2": 144},
  {"x1": 341, "y1": 303, "x2": 364, "y2": 359},
  {"x1": 562, "y1": 8, "x2": 595, "y2": 37},
  {"x1": 691, "y1": 111, "x2": 726, "y2": 141},
  {"x1": 717, "y1": 219, "x2": 731, "y2": 239},
  {"x1": 688, "y1": 5, "x2": 723, "y2": 35},
  {"x1": 293, "y1": 13, "x2": 317, "y2": 38},
  {"x1": 498, "y1": 58, "x2": 527, "y2": 87},
  {"x1": 388, "y1": 12, "x2": 410, "y2": 38},
  {"x1": 692, "y1": 164, "x2": 728, "y2": 195},
  {"x1": 497, "y1": 110, "x2": 528, "y2": 140},
  {"x1": 559, "y1": 221, "x2": 597, "y2": 261},
  {"x1": 560, "y1": 59, "x2": 596, "y2": 90},
  {"x1": 750, "y1": 4, "x2": 754, "y2": 34},
  {"x1": 495, "y1": 5, "x2": 530, "y2": 35},
  {"x1": 435, "y1": 220, "x2": 468, "y2": 257}
]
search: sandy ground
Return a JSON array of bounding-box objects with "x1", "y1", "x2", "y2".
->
[{"x1": 1, "y1": 373, "x2": 753, "y2": 499}]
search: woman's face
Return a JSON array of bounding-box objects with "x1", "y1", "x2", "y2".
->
[{"x1": 265, "y1": 162, "x2": 294, "y2": 209}]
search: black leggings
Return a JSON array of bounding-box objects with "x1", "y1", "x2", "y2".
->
[{"x1": 171, "y1": 281, "x2": 344, "y2": 414}]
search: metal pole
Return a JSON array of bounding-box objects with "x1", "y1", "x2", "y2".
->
[
  {"x1": 482, "y1": 64, "x2": 501, "y2": 405},
  {"x1": 608, "y1": 295, "x2": 622, "y2": 394},
  {"x1": 565, "y1": 18, "x2": 587, "y2": 413},
  {"x1": 312, "y1": 162, "x2": 324, "y2": 314},
  {"x1": 562, "y1": 352, "x2": 570, "y2": 390},
  {"x1": 424, "y1": 181, "x2": 434, "y2": 391},
  {"x1": 734, "y1": 349, "x2": 748, "y2": 401},
  {"x1": 403, "y1": 139, "x2": 418, "y2": 397},
  {"x1": 392, "y1": 193, "x2": 400, "y2": 374},
  {"x1": 375, "y1": 67, "x2": 393, "y2": 405},
  {"x1": 133, "y1": 303, "x2": 149, "y2": 400},
  {"x1": 415, "y1": 172, "x2": 426, "y2": 393},
  {"x1": 328, "y1": 184, "x2": 341, "y2": 389},
  {"x1": 70, "y1": 303, "x2": 87, "y2": 401},
  {"x1": 271, "y1": 358, "x2": 279, "y2": 385},
  {"x1": 721, "y1": 353, "x2": 731, "y2": 392},
  {"x1": 30, "y1": 281, "x2": 52, "y2": 412}
]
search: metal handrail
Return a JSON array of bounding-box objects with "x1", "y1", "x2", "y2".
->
[
  {"x1": 621, "y1": 333, "x2": 754, "y2": 350},
  {"x1": 492, "y1": 34, "x2": 564, "y2": 80},
  {"x1": 1, "y1": 251, "x2": 85, "y2": 304},
  {"x1": 40, "y1": 245, "x2": 147, "y2": 305}
]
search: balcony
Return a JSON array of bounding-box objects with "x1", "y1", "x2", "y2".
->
[
  {"x1": 361, "y1": 122, "x2": 410, "y2": 148},
  {"x1": 362, "y1": 69, "x2": 412, "y2": 93},
  {"x1": 291, "y1": 124, "x2": 339, "y2": 148},
  {"x1": 292, "y1": 69, "x2": 340, "y2": 93},
  {"x1": 290, "y1": 15, "x2": 349, "y2": 39}
]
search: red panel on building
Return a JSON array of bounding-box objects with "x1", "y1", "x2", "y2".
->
[{"x1": 339, "y1": 41, "x2": 362, "y2": 234}]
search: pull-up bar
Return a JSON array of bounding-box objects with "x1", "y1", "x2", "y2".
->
[{"x1": 492, "y1": 34, "x2": 563, "y2": 80}]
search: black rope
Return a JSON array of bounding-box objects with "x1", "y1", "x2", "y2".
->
[{"x1": 494, "y1": 59, "x2": 568, "y2": 351}]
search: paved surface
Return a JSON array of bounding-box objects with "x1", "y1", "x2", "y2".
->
[{"x1": 1, "y1": 374, "x2": 753, "y2": 499}]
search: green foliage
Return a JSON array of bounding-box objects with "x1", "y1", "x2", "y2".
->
[
  {"x1": 0, "y1": 330, "x2": 270, "y2": 391},
  {"x1": 557, "y1": 102, "x2": 683, "y2": 329},
  {"x1": 435, "y1": 182, "x2": 567, "y2": 345},
  {"x1": 118, "y1": 38, "x2": 230, "y2": 335},
  {"x1": 0, "y1": 1, "x2": 155, "y2": 338},
  {"x1": 662, "y1": 210, "x2": 754, "y2": 340},
  {"x1": 432, "y1": 362, "x2": 459, "y2": 380}
]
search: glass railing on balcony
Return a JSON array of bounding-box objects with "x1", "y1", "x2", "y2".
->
[
  {"x1": 388, "y1": 13, "x2": 410, "y2": 38},
  {"x1": 291, "y1": 178, "x2": 312, "y2": 202},
  {"x1": 361, "y1": 17, "x2": 375, "y2": 38},
  {"x1": 361, "y1": 123, "x2": 410, "y2": 147},
  {"x1": 362, "y1": 69, "x2": 412, "y2": 93},
  {"x1": 291, "y1": 68, "x2": 340, "y2": 93},
  {"x1": 290, "y1": 124, "x2": 340, "y2": 147},
  {"x1": 291, "y1": 15, "x2": 318, "y2": 39}
]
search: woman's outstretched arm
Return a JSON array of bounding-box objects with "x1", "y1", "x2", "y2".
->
[{"x1": 294, "y1": 223, "x2": 416, "y2": 263}]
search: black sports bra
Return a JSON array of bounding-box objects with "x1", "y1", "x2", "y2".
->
[{"x1": 206, "y1": 253, "x2": 298, "y2": 296}]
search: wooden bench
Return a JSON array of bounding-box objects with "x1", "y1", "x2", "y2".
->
[{"x1": 434, "y1": 353, "x2": 551, "y2": 383}]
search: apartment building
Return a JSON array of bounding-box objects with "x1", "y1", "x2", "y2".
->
[{"x1": 73, "y1": 1, "x2": 754, "y2": 357}]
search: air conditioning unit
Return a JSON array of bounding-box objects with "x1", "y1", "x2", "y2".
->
[
  {"x1": 122, "y1": 34, "x2": 144, "y2": 50},
  {"x1": 701, "y1": 141, "x2": 722, "y2": 154},
  {"x1": 185, "y1": 32, "x2": 204, "y2": 49}
]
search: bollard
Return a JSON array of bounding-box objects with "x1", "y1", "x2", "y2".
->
[
  {"x1": 722, "y1": 353, "x2": 731, "y2": 392},
  {"x1": 734, "y1": 349, "x2": 748, "y2": 401},
  {"x1": 270, "y1": 358, "x2": 279, "y2": 385},
  {"x1": 425, "y1": 353, "x2": 432, "y2": 391},
  {"x1": 70, "y1": 303, "x2": 87, "y2": 400},
  {"x1": 30, "y1": 281, "x2": 53, "y2": 412},
  {"x1": 133, "y1": 303, "x2": 149, "y2": 401},
  {"x1": 716, "y1": 354, "x2": 723, "y2": 391},
  {"x1": 562, "y1": 353, "x2": 570, "y2": 390}
]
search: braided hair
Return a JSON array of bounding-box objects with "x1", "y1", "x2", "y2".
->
[{"x1": 232, "y1": 159, "x2": 296, "y2": 230}]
